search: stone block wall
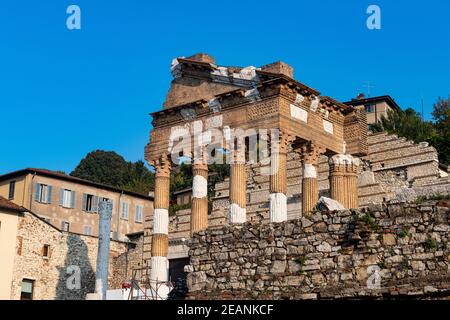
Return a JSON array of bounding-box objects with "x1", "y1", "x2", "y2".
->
[
  {"x1": 185, "y1": 201, "x2": 450, "y2": 299},
  {"x1": 10, "y1": 212, "x2": 128, "y2": 300},
  {"x1": 110, "y1": 233, "x2": 145, "y2": 288}
]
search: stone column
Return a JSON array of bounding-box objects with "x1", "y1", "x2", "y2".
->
[
  {"x1": 229, "y1": 151, "x2": 247, "y2": 223},
  {"x1": 191, "y1": 158, "x2": 209, "y2": 233},
  {"x1": 269, "y1": 133, "x2": 294, "y2": 223},
  {"x1": 149, "y1": 154, "x2": 171, "y2": 287},
  {"x1": 329, "y1": 154, "x2": 360, "y2": 209},
  {"x1": 94, "y1": 200, "x2": 112, "y2": 300},
  {"x1": 300, "y1": 142, "x2": 325, "y2": 215}
]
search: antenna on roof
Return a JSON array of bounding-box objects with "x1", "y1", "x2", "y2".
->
[
  {"x1": 421, "y1": 94, "x2": 424, "y2": 120},
  {"x1": 363, "y1": 81, "x2": 374, "y2": 97}
]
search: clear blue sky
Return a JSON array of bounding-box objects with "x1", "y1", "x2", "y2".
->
[{"x1": 1, "y1": 0, "x2": 449, "y2": 174}]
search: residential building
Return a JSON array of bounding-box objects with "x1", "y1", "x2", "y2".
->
[
  {"x1": 0, "y1": 196, "x2": 136, "y2": 300},
  {"x1": 343, "y1": 94, "x2": 401, "y2": 125},
  {"x1": 0, "y1": 168, "x2": 153, "y2": 240}
]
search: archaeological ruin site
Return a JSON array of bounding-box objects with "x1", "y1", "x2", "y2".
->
[{"x1": 140, "y1": 53, "x2": 450, "y2": 299}]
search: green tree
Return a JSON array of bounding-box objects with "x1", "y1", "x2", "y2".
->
[
  {"x1": 432, "y1": 96, "x2": 450, "y2": 134},
  {"x1": 430, "y1": 96, "x2": 450, "y2": 165},
  {"x1": 71, "y1": 150, "x2": 155, "y2": 195},
  {"x1": 370, "y1": 108, "x2": 435, "y2": 143},
  {"x1": 121, "y1": 161, "x2": 155, "y2": 195},
  {"x1": 71, "y1": 150, "x2": 129, "y2": 186}
]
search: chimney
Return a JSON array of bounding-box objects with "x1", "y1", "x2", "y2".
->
[
  {"x1": 261, "y1": 61, "x2": 294, "y2": 78},
  {"x1": 186, "y1": 53, "x2": 216, "y2": 64},
  {"x1": 356, "y1": 93, "x2": 366, "y2": 100}
]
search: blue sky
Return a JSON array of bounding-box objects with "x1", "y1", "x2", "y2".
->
[{"x1": 1, "y1": 0, "x2": 449, "y2": 174}]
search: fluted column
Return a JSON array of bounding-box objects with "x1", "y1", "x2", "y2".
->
[
  {"x1": 329, "y1": 154, "x2": 360, "y2": 208},
  {"x1": 300, "y1": 142, "x2": 325, "y2": 215},
  {"x1": 149, "y1": 154, "x2": 171, "y2": 288},
  {"x1": 269, "y1": 133, "x2": 294, "y2": 223},
  {"x1": 229, "y1": 151, "x2": 247, "y2": 223},
  {"x1": 191, "y1": 158, "x2": 209, "y2": 234}
]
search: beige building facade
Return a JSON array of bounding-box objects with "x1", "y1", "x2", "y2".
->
[
  {"x1": 0, "y1": 168, "x2": 153, "y2": 241},
  {"x1": 343, "y1": 94, "x2": 401, "y2": 125},
  {"x1": 0, "y1": 197, "x2": 23, "y2": 299}
]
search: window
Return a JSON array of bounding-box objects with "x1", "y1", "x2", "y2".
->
[
  {"x1": 135, "y1": 204, "x2": 143, "y2": 223},
  {"x1": 8, "y1": 181, "x2": 15, "y2": 200},
  {"x1": 84, "y1": 225, "x2": 93, "y2": 236},
  {"x1": 60, "y1": 189, "x2": 75, "y2": 208},
  {"x1": 364, "y1": 104, "x2": 375, "y2": 113},
  {"x1": 42, "y1": 245, "x2": 50, "y2": 258},
  {"x1": 82, "y1": 194, "x2": 99, "y2": 213},
  {"x1": 121, "y1": 202, "x2": 129, "y2": 220},
  {"x1": 20, "y1": 279, "x2": 34, "y2": 300},
  {"x1": 61, "y1": 221, "x2": 70, "y2": 232},
  {"x1": 34, "y1": 183, "x2": 52, "y2": 204},
  {"x1": 179, "y1": 194, "x2": 184, "y2": 205}
]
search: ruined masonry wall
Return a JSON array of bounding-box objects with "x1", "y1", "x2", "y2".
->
[
  {"x1": 11, "y1": 212, "x2": 128, "y2": 300},
  {"x1": 185, "y1": 201, "x2": 450, "y2": 299}
]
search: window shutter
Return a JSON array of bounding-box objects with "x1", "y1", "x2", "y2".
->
[
  {"x1": 93, "y1": 196, "x2": 99, "y2": 212},
  {"x1": 59, "y1": 189, "x2": 64, "y2": 206},
  {"x1": 34, "y1": 183, "x2": 41, "y2": 202},
  {"x1": 82, "y1": 194, "x2": 87, "y2": 211},
  {"x1": 71, "y1": 191, "x2": 76, "y2": 208},
  {"x1": 47, "y1": 186, "x2": 53, "y2": 204}
]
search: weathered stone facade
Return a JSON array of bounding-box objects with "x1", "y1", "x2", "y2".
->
[
  {"x1": 10, "y1": 211, "x2": 129, "y2": 300},
  {"x1": 142, "y1": 54, "x2": 450, "y2": 295},
  {"x1": 185, "y1": 201, "x2": 450, "y2": 299},
  {"x1": 110, "y1": 232, "x2": 145, "y2": 288}
]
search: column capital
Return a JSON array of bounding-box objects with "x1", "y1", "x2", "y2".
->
[
  {"x1": 150, "y1": 154, "x2": 171, "y2": 178},
  {"x1": 297, "y1": 141, "x2": 326, "y2": 166},
  {"x1": 329, "y1": 154, "x2": 360, "y2": 174},
  {"x1": 270, "y1": 131, "x2": 296, "y2": 155},
  {"x1": 329, "y1": 154, "x2": 360, "y2": 166}
]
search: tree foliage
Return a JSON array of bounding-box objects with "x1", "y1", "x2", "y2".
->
[
  {"x1": 370, "y1": 108, "x2": 435, "y2": 143},
  {"x1": 70, "y1": 150, "x2": 154, "y2": 195},
  {"x1": 430, "y1": 96, "x2": 450, "y2": 165}
]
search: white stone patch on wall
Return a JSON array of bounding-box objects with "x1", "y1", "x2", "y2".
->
[
  {"x1": 323, "y1": 119, "x2": 334, "y2": 134},
  {"x1": 207, "y1": 98, "x2": 221, "y2": 113},
  {"x1": 170, "y1": 58, "x2": 183, "y2": 79},
  {"x1": 192, "y1": 175, "x2": 208, "y2": 199},
  {"x1": 205, "y1": 115, "x2": 223, "y2": 129},
  {"x1": 295, "y1": 94, "x2": 305, "y2": 105},
  {"x1": 269, "y1": 193, "x2": 287, "y2": 223},
  {"x1": 290, "y1": 104, "x2": 308, "y2": 122},
  {"x1": 310, "y1": 96, "x2": 319, "y2": 111},
  {"x1": 153, "y1": 209, "x2": 169, "y2": 235},
  {"x1": 150, "y1": 256, "x2": 169, "y2": 282},
  {"x1": 229, "y1": 203, "x2": 246, "y2": 224},
  {"x1": 234, "y1": 66, "x2": 260, "y2": 82},
  {"x1": 303, "y1": 164, "x2": 318, "y2": 178},
  {"x1": 244, "y1": 88, "x2": 261, "y2": 101}
]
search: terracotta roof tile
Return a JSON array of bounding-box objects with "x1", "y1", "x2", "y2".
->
[{"x1": 0, "y1": 196, "x2": 27, "y2": 212}]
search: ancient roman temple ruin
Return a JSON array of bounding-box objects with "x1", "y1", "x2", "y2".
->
[{"x1": 144, "y1": 53, "x2": 449, "y2": 298}]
